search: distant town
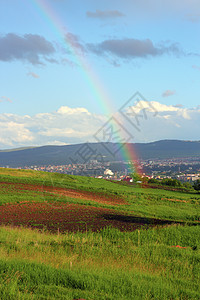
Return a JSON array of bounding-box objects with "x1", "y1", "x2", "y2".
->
[{"x1": 11, "y1": 156, "x2": 200, "y2": 183}]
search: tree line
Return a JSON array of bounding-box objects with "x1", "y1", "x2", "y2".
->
[{"x1": 130, "y1": 173, "x2": 200, "y2": 191}]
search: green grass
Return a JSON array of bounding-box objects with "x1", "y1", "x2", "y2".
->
[
  {"x1": 0, "y1": 182, "x2": 45, "y2": 206},
  {"x1": 0, "y1": 225, "x2": 199, "y2": 299},
  {"x1": 0, "y1": 168, "x2": 199, "y2": 223},
  {"x1": 0, "y1": 168, "x2": 200, "y2": 299}
]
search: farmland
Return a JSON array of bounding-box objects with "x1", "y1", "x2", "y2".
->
[{"x1": 0, "y1": 168, "x2": 200, "y2": 299}]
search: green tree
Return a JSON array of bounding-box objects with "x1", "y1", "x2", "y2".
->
[
  {"x1": 182, "y1": 182, "x2": 193, "y2": 190},
  {"x1": 193, "y1": 179, "x2": 200, "y2": 191},
  {"x1": 141, "y1": 176, "x2": 149, "y2": 183},
  {"x1": 148, "y1": 178, "x2": 159, "y2": 184},
  {"x1": 129, "y1": 172, "x2": 142, "y2": 183},
  {"x1": 161, "y1": 178, "x2": 182, "y2": 187}
]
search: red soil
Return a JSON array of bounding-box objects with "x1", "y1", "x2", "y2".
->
[
  {"x1": 0, "y1": 181, "x2": 174, "y2": 233},
  {"x1": 0, "y1": 201, "x2": 147, "y2": 233},
  {"x1": 0, "y1": 201, "x2": 173, "y2": 233}
]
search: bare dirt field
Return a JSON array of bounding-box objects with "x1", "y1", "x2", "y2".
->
[
  {"x1": 0, "y1": 202, "x2": 173, "y2": 233},
  {"x1": 0, "y1": 181, "x2": 174, "y2": 233}
]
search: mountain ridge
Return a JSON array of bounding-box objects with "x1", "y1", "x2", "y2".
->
[{"x1": 0, "y1": 140, "x2": 200, "y2": 167}]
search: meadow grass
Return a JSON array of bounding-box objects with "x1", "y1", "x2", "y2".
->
[
  {"x1": 0, "y1": 168, "x2": 200, "y2": 299},
  {"x1": 1, "y1": 168, "x2": 197, "y2": 198},
  {"x1": 0, "y1": 168, "x2": 199, "y2": 223},
  {"x1": 0, "y1": 225, "x2": 199, "y2": 299}
]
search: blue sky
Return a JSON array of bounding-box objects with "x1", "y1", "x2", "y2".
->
[{"x1": 0, "y1": 0, "x2": 200, "y2": 149}]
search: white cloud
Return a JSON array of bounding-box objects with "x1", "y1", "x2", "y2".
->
[
  {"x1": 40, "y1": 128, "x2": 89, "y2": 138},
  {"x1": 0, "y1": 103, "x2": 199, "y2": 149},
  {"x1": 0, "y1": 106, "x2": 105, "y2": 149},
  {"x1": 177, "y1": 108, "x2": 191, "y2": 120},
  {"x1": 125, "y1": 101, "x2": 193, "y2": 121},
  {"x1": 57, "y1": 106, "x2": 90, "y2": 115},
  {"x1": 0, "y1": 121, "x2": 34, "y2": 147},
  {"x1": 45, "y1": 140, "x2": 69, "y2": 146},
  {"x1": 119, "y1": 100, "x2": 199, "y2": 142},
  {"x1": 126, "y1": 100, "x2": 179, "y2": 113}
]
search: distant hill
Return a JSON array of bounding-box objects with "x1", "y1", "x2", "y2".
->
[
  {"x1": 0, "y1": 140, "x2": 200, "y2": 167},
  {"x1": 135, "y1": 140, "x2": 200, "y2": 160}
]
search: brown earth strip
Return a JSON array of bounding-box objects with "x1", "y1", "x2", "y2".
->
[
  {"x1": 0, "y1": 181, "x2": 127, "y2": 206},
  {"x1": 0, "y1": 202, "x2": 174, "y2": 233},
  {"x1": 161, "y1": 198, "x2": 187, "y2": 203}
]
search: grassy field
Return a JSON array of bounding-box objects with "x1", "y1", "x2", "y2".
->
[{"x1": 0, "y1": 168, "x2": 199, "y2": 299}]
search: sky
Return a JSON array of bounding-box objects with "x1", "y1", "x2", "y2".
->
[{"x1": 0, "y1": 0, "x2": 200, "y2": 149}]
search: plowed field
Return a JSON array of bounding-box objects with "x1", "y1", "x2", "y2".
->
[
  {"x1": 0, "y1": 202, "x2": 173, "y2": 233},
  {"x1": 0, "y1": 181, "x2": 174, "y2": 233}
]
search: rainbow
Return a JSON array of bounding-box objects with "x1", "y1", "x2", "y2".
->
[{"x1": 31, "y1": 0, "x2": 142, "y2": 176}]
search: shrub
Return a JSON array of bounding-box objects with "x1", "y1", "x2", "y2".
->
[{"x1": 193, "y1": 179, "x2": 200, "y2": 191}]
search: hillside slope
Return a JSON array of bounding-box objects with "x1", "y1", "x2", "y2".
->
[
  {"x1": 0, "y1": 168, "x2": 199, "y2": 299},
  {"x1": 0, "y1": 140, "x2": 200, "y2": 167}
]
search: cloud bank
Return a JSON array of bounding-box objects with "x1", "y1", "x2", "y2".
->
[
  {"x1": 0, "y1": 102, "x2": 200, "y2": 149},
  {"x1": 0, "y1": 31, "x2": 197, "y2": 66},
  {"x1": 0, "y1": 106, "x2": 105, "y2": 149}
]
